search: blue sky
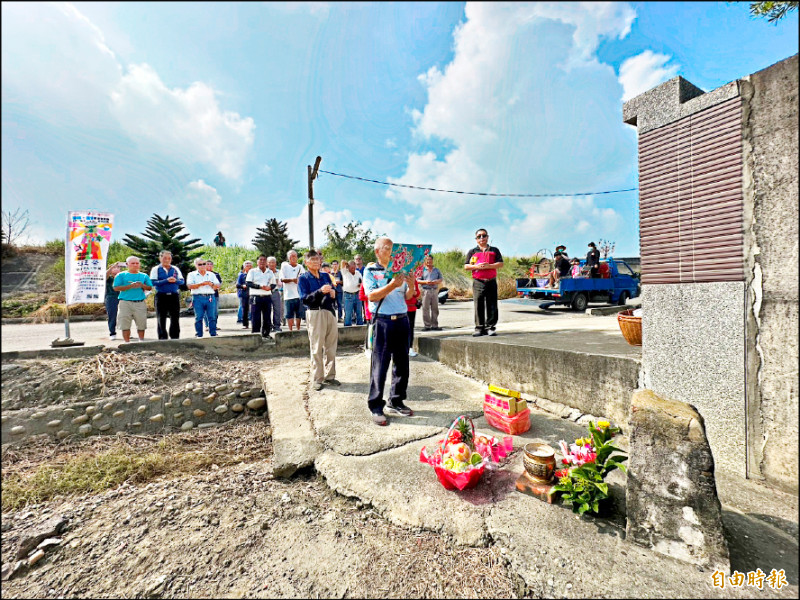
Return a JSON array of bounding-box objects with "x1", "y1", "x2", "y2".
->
[{"x1": 2, "y1": 2, "x2": 797, "y2": 257}]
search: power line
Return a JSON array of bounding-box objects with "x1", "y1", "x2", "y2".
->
[{"x1": 318, "y1": 169, "x2": 638, "y2": 198}]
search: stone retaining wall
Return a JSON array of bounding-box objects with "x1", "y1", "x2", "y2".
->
[
  {"x1": 1, "y1": 381, "x2": 267, "y2": 445},
  {"x1": 416, "y1": 336, "x2": 641, "y2": 426}
]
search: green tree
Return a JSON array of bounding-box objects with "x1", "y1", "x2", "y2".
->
[
  {"x1": 320, "y1": 221, "x2": 381, "y2": 263},
  {"x1": 122, "y1": 214, "x2": 203, "y2": 277},
  {"x1": 252, "y1": 218, "x2": 299, "y2": 261},
  {"x1": 749, "y1": 1, "x2": 798, "y2": 22}
]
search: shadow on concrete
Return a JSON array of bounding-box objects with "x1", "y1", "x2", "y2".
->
[{"x1": 723, "y1": 510, "x2": 799, "y2": 584}]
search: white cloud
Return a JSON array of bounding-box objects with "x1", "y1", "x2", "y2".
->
[
  {"x1": 388, "y1": 2, "x2": 638, "y2": 255},
  {"x1": 506, "y1": 197, "x2": 621, "y2": 253},
  {"x1": 2, "y1": 2, "x2": 255, "y2": 179},
  {"x1": 1, "y1": 2, "x2": 122, "y2": 125},
  {"x1": 619, "y1": 50, "x2": 680, "y2": 101},
  {"x1": 179, "y1": 180, "x2": 261, "y2": 246},
  {"x1": 111, "y1": 64, "x2": 255, "y2": 179},
  {"x1": 284, "y1": 201, "x2": 401, "y2": 249}
]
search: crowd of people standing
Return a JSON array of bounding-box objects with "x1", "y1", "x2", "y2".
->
[{"x1": 101, "y1": 231, "x2": 607, "y2": 428}]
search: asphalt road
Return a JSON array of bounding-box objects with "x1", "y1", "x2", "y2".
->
[{"x1": 0, "y1": 299, "x2": 606, "y2": 353}]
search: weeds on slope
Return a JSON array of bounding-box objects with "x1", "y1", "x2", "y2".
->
[{"x1": 1, "y1": 419, "x2": 271, "y2": 511}]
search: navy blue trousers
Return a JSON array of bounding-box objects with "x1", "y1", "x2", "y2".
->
[
  {"x1": 250, "y1": 295, "x2": 273, "y2": 337},
  {"x1": 368, "y1": 314, "x2": 410, "y2": 413}
]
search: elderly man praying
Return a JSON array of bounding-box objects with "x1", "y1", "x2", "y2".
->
[
  {"x1": 364, "y1": 237, "x2": 416, "y2": 426},
  {"x1": 112, "y1": 256, "x2": 153, "y2": 343}
]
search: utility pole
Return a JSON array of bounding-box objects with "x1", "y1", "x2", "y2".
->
[{"x1": 307, "y1": 156, "x2": 322, "y2": 249}]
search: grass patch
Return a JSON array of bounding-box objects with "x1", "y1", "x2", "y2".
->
[
  {"x1": 1, "y1": 293, "x2": 50, "y2": 318},
  {"x1": 1, "y1": 422, "x2": 271, "y2": 511}
]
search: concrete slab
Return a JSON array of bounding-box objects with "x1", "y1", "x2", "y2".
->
[
  {"x1": 315, "y1": 435, "x2": 499, "y2": 546},
  {"x1": 259, "y1": 361, "x2": 324, "y2": 478},
  {"x1": 306, "y1": 353, "x2": 485, "y2": 456},
  {"x1": 485, "y1": 454, "x2": 779, "y2": 599}
]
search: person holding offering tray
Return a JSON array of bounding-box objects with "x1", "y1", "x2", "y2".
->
[
  {"x1": 465, "y1": 228, "x2": 504, "y2": 337},
  {"x1": 364, "y1": 237, "x2": 416, "y2": 426}
]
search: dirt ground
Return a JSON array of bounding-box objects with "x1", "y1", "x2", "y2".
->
[
  {"x1": 1, "y1": 350, "x2": 264, "y2": 410},
  {"x1": 1, "y1": 419, "x2": 520, "y2": 599}
]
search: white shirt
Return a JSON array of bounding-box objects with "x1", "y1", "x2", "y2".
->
[
  {"x1": 341, "y1": 269, "x2": 363, "y2": 294},
  {"x1": 186, "y1": 270, "x2": 218, "y2": 295},
  {"x1": 246, "y1": 266, "x2": 275, "y2": 296},
  {"x1": 269, "y1": 268, "x2": 283, "y2": 291},
  {"x1": 280, "y1": 262, "x2": 305, "y2": 300}
]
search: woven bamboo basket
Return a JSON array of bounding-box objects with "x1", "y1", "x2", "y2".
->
[{"x1": 617, "y1": 309, "x2": 642, "y2": 346}]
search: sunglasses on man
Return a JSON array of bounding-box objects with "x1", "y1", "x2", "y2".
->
[{"x1": 476, "y1": 234, "x2": 488, "y2": 239}]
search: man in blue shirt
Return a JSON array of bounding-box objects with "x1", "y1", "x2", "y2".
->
[
  {"x1": 299, "y1": 250, "x2": 339, "y2": 391},
  {"x1": 112, "y1": 256, "x2": 154, "y2": 343},
  {"x1": 364, "y1": 237, "x2": 415, "y2": 426},
  {"x1": 148, "y1": 250, "x2": 185, "y2": 340},
  {"x1": 236, "y1": 260, "x2": 253, "y2": 329}
]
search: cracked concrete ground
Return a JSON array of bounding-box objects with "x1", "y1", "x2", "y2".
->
[{"x1": 266, "y1": 349, "x2": 799, "y2": 598}]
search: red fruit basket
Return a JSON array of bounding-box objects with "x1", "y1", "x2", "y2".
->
[{"x1": 420, "y1": 415, "x2": 513, "y2": 490}]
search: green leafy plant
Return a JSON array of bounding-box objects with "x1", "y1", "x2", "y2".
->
[
  {"x1": 319, "y1": 220, "x2": 380, "y2": 263},
  {"x1": 549, "y1": 421, "x2": 627, "y2": 515}
]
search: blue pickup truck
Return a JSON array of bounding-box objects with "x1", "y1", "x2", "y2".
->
[{"x1": 513, "y1": 257, "x2": 640, "y2": 311}]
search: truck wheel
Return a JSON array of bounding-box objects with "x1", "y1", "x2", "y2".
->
[
  {"x1": 571, "y1": 293, "x2": 588, "y2": 312},
  {"x1": 617, "y1": 291, "x2": 630, "y2": 306}
]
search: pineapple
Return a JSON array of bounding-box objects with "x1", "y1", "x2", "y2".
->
[{"x1": 454, "y1": 418, "x2": 474, "y2": 450}]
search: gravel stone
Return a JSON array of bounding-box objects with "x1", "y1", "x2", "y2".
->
[{"x1": 246, "y1": 398, "x2": 266, "y2": 410}]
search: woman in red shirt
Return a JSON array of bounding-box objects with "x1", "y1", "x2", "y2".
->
[{"x1": 405, "y1": 277, "x2": 421, "y2": 357}]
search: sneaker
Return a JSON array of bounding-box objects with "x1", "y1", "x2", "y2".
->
[
  {"x1": 313, "y1": 382, "x2": 324, "y2": 391},
  {"x1": 242, "y1": 325, "x2": 250, "y2": 329},
  {"x1": 432, "y1": 327, "x2": 443, "y2": 331},
  {"x1": 408, "y1": 349, "x2": 418, "y2": 357},
  {"x1": 273, "y1": 328, "x2": 282, "y2": 333},
  {"x1": 324, "y1": 378, "x2": 341, "y2": 386},
  {"x1": 385, "y1": 402, "x2": 413, "y2": 417},
  {"x1": 195, "y1": 334, "x2": 202, "y2": 338},
  {"x1": 422, "y1": 327, "x2": 431, "y2": 331},
  {"x1": 236, "y1": 320, "x2": 242, "y2": 324},
  {"x1": 472, "y1": 329, "x2": 486, "y2": 337},
  {"x1": 109, "y1": 334, "x2": 117, "y2": 341},
  {"x1": 487, "y1": 328, "x2": 497, "y2": 336},
  {"x1": 372, "y1": 411, "x2": 388, "y2": 426}
]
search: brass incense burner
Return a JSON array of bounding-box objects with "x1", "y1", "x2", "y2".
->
[{"x1": 523, "y1": 443, "x2": 556, "y2": 483}]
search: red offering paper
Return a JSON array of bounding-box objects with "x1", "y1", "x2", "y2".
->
[{"x1": 420, "y1": 416, "x2": 514, "y2": 490}]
